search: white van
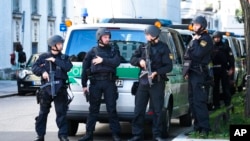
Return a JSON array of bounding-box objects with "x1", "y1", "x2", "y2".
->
[{"x1": 62, "y1": 23, "x2": 192, "y2": 137}]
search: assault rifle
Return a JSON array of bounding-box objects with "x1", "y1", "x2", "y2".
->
[
  {"x1": 40, "y1": 61, "x2": 59, "y2": 98},
  {"x1": 139, "y1": 44, "x2": 153, "y2": 87},
  {"x1": 182, "y1": 41, "x2": 193, "y2": 77}
]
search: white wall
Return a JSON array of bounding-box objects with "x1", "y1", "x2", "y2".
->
[
  {"x1": 72, "y1": 0, "x2": 181, "y2": 24},
  {"x1": 0, "y1": 0, "x2": 12, "y2": 69},
  {"x1": 0, "y1": 0, "x2": 69, "y2": 69}
]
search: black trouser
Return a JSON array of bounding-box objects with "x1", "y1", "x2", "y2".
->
[
  {"x1": 35, "y1": 87, "x2": 69, "y2": 138},
  {"x1": 131, "y1": 80, "x2": 165, "y2": 138},
  {"x1": 213, "y1": 71, "x2": 231, "y2": 107},
  {"x1": 188, "y1": 70, "x2": 210, "y2": 132},
  {"x1": 85, "y1": 80, "x2": 121, "y2": 134}
]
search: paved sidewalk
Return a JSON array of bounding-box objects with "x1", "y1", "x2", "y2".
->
[{"x1": 0, "y1": 80, "x2": 17, "y2": 98}]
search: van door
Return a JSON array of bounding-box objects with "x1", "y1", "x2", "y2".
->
[{"x1": 159, "y1": 29, "x2": 189, "y2": 118}]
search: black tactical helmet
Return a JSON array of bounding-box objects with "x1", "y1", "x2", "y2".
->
[
  {"x1": 96, "y1": 27, "x2": 111, "y2": 41},
  {"x1": 212, "y1": 31, "x2": 222, "y2": 39},
  {"x1": 145, "y1": 25, "x2": 161, "y2": 37},
  {"x1": 47, "y1": 35, "x2": 64, "y2": 47},
  {"x1": 192, "y1": 16, "x2": 207, "y2": 29}
]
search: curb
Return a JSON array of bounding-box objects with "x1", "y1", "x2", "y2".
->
[
  {"x1": 172, "y1": 127, "x2": 229, "y2": 141},
  {"x1": 172, "y1": 133, "x2": 229, "y2": 141},
  {"x1": 0, "y1": 93, "x2": 18, "y2": 98}
]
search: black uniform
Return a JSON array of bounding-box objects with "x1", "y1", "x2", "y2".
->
[
  {"x1": 81, "y1": 45, "x2": 121, "y2": 135},
  {"x1": 32, "y1": 52, "x2": 73, "y2": 138},
  {"x1": 130, "y1": 41, "x2": 173, "y2": 139},
  {"x1": 211, "y1": 41, "x2": 234, "y2": 109},
  {"x1": 186, "y1": 32, "x2": 213, "y2": 133}
]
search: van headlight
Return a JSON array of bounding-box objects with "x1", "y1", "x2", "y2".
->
[{"x1": 18, "y1": 70, "x2": 32, "y2": 79}]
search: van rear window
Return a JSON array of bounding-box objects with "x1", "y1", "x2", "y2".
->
[{"x1": 65, "y1": 29, "x2": 146, "y2": 62}]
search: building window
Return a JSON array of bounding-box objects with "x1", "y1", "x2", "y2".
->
[
  {"x1": 32, "y1": 42, "x2": 38, "y2": 54},
  {"x1": 31, "y1": 0, "x2": 38, "y2": 14},
  {"x1": 215, "y1": 19, "x2": 219, "y2": 28},
  {"x1": 13, "y1": 0, "x2": 20, "y2": 13},
  {"x1": 48, "y1": 0, "x2": 53, "y2": 16},
  {"x1": 62, "y1": 0, "x2": 66, "y2": 22}
]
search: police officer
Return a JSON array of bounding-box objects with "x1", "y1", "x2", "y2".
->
[
  {"x1": 32, "y1": 35, "x2": 73, "y2": 141},
  {"x1": 184, "y1": 16, "x2": 213, "y2": 137},
  {"x1": 79, "y1": 27, "x2": 121, "y2": 141},
  {"x1": 211, "y1": 31, "x2": 234, "y2": 110},
  {"x1": 128, "y1": 25, "x2": 173, "y2": 141}
]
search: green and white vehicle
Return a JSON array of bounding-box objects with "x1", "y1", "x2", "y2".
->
[
  {"x1": 62, "y1": 23, "x2": 192, "y2": 136},
  {"x1": 222, "y1": 35, "x2": 246, "y2": 93}
]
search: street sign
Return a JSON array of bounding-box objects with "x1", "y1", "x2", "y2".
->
[{"x1": 60, "y1": 23, "x2": 67, "y2": 32}]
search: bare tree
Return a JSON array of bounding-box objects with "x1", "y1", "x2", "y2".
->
[{"x1": 240, "y1": 0, "x2": 250, "y2": 117}]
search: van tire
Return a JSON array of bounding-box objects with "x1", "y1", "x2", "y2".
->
[
  {"x1": 179, "y1": 110, "x2": 192, "y2": 126},
  {"x1": 161, "y1": 108, "x2": 170, "y2": 138},
  {"x1": 67, "y1": 119, "x2": 79, "y2": 136}
]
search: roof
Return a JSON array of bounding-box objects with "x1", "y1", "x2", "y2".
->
[
  {"x1": 100, "y1": 18, "x2": 173, "y2": 27},
  {"x1": 67, "y1": 23, "x2": 151, "y2": 31}
]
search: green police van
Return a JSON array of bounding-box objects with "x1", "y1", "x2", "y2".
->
[
  {"x1": 222, "y1": 34, "x2": 246, "y2": 93},
  {"x1": 62, "y1": 22, "x2": 192, "y2": 136}
]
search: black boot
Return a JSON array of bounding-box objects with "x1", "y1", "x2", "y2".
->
[
  {"x1": 78, "y1": 132, "x2": 93, "y2": 141},
  {"x1": 127, "y1": 136, "x2": 143, "y2": 141},
  {"x1": 112, "y1": 134, "x2": 121, "y2": 141},
  {"x1": 154, "y1": 136, "x2": 165, "y2": 141},
  {"x1": 59, "y1": 136, "x2": 69, "y2": 141},
  {"x1": 34, "y1": 136, "x2": 44, "y2": 141}
]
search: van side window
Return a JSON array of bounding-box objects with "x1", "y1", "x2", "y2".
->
[
  {"x1": 232, "y1": 37, "x2": 241, "y2": 57},
  {"x1": 170, "y1": 31, "x2": 184, "y2": 64},
  {"x1": 222, "y1": 37, "x2": 237, "y2": 58},
  {"x1": 159, "y1": 32, "x2": 177, "y2": 63},
  {"x1": 181, "y1": 34, "x2": 193, "y2": 47}
]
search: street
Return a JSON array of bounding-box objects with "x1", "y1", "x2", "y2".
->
[{"x1": 0, "y1": 95, "x2": 191, "y2": 141}]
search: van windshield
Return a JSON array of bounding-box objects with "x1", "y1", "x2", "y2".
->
[
  {"x1": 26, "y1": 54, "x2": 40, "y2": 68},
  {"x1": 65, "y1": 29, "x2": 146, "y2": 62}
]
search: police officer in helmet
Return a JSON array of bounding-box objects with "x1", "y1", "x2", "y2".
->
[
  {"x1": 79, "y1": 27, "x2": 121, "y2": 141},
  {"x1": 32, "y1": 35, "x2": 73, "y2": 141},
  {"x1": 184, "y1": 16, "x2": 213, "y2": 137},
  {"x1": 128, "y1": 25, "x2": 173, "y2": 141},
  {"x1": 211, "y1": 31, "x2": 234, "y2": 110}
]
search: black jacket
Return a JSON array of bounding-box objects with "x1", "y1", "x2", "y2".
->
[
  {"x1": 130, "y1": 41, "x2": 173, "y2": 79},
  {"x1": 32, "y1": 52, "x2": 73, "y2": 94},
  {"x1": 211, "y1": 41, "x2": 235, "y2": 73},
  {"x1": 81, "y1": 45, "x2": 121, "y2": 87},
  {"x1": 189, "y1": 32, "x2": 213, "y2": 66}
]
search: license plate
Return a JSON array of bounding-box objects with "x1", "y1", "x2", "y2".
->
[
  {"x1": 115, "y1": 80, "x2": 123, "y2": 87},
  {"x1": 33, "y1": 81, "x2": 41, "y2": 86}
]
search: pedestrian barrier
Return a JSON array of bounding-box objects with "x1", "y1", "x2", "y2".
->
[{"x1": 211, "y1": 105, "x2": 234, "y2": 132}]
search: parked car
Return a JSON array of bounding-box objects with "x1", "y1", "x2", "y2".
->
[
  {"x1": 235, "y1": 37, "x2": 247, "y2": 90},
  {"x1": 167, "y1": 24, "x2": 194, "y2": 48},
  {"x1": 63, "y1": 21, "x2": 192, "y2": 136},
  {"x1": 222, "y1": 34, "x2": 246, "y2": 93},
  {"x1": 16, "y1": 53, "x2": 41, "y2": 95}
]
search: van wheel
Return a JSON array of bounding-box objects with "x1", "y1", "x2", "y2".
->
[
  {"x1": 161, "y1": 108, "x2": 170, "y2": 138},
  {"x1": 179, "y1": 110, "x2": 192, "y2": 126},
  {"x1": 67, "y1": 119, "x2": 79, "y2": 136}
]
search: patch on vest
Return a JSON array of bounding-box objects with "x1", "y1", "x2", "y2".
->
[
  {"x1": 200, "y1": 40, "x2": 207, "y2": 47},
  {"x1": 169, "y1": 53, "x2": 173, "y2": 60}
]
